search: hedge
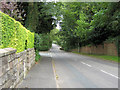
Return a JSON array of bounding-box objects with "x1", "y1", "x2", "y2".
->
[
  {"x1": 34, "y1": 33, "x2": 52, "y2": 51},
  {"x1": 0, "y1": 11, "x2": 34, "y2": 53}
]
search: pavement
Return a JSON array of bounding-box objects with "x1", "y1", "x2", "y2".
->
[
  {"x1": 18, "y1": 55, "x2": 56, "y2": 88},
  {"x1": 18, "y1": 44, "x2": 119, "y2": 88}
]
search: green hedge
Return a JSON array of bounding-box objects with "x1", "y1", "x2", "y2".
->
[
  {"x1": 0, "y1": 11, "x2": 34, "y2": 53},
  {"x1": 34, "y1": 33, "x2": 52, "y2": 51}
]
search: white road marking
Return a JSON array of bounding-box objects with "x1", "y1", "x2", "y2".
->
[
  {"x1": 81, "y1": 62, "x2": 92, "y2": 67},
  {"x1": 81, "y1": 61, "x2": 119, "y2": 79},
  {"x1": 100, "y1": 70, "x2": 119, "y2": 79}
]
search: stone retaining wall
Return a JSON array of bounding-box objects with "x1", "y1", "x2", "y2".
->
[{"x1": 0, "y1": 48, "x2": 35, "y2": 89}]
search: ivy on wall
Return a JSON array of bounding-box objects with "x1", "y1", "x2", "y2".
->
[{"x1": 0, "y1": 11, "x2": 34, "y2": 53}]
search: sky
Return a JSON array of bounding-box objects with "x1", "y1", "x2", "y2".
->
[{"x1": 56, "y1": 23, "x2": 61, "y2": 30}]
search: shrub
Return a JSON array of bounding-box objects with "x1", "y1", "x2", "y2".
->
[
  {"x1": 0, "y1": 11, "x2": 34, "y2": 53},
  {"x1": 34, "y1": 33, "x2": 52, "y2": 51},
  {"x1": 35, "y1": 50, "x2": 41, "y2": 62}
]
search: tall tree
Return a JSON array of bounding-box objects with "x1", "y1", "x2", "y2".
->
[
  {"x1": 25, "y1": 2, "x2": 39, "y2": 32},
  {"x1": 56, "y1": 2, "x2": 119, "y2": 50},
  {"x1": 0, "y1": 0, "x2": 27, "y2": 23}
]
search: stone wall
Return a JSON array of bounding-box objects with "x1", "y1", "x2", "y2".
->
[
  {"x1": 72, "y1": 42, "x2": 118, "y2": 56},
  {"x1": 0, "y1": 48, "x2": 35, "y2": 89}
]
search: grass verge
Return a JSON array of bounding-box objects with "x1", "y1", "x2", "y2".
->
[{"x1": 72, "y1": 51, "x2": 119, "y2": 63}]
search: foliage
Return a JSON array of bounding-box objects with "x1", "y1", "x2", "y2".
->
[
  {"x1": 24, "y1": 2, "x2": 56, "y2": 34},
  {"x1": 25, "y1": 2, "x2": 39, "y2": 32},
  {"x1": 35, "y1": 50, "x2": 41, "y2": 62},
  {"x1": 50, "y1": 28, "x2": 59, "y2": 41},
  {"x1": 36, "y1": 2, "x2": 56, "y2": 34},
  {"x1": 88, "y1": 2, "x2": 120, "y2": 45},
  {"x1": 26, "y1": 30, "x2": 34, "y2": 49},
  {"x1": 0, "y1": 11, "x2": 34, "y2": 53},
  {"x1": 34, "y1": 33, "x2": 52, "y2": 51},
  {"x1": 74, "y1": 11, "x2": 89, "y2": 46},
  {"x1": 56, "y1": 2, "x2": 120, "y2": 51},
  {"x1": 0, "y1": 1, "x2": 26, "y2": 23}
]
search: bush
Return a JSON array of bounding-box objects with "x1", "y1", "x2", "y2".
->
[
  {"x1": 34, "y1": 33, "x2": 52, "y2": 51},
  {"x1": 0, "y1": 11, "x2": 34, "y2": 53},
  {"x1": 35, "y1": 50, "x2": 41, "y2": 62}
]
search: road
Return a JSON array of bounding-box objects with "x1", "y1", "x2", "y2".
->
[
  {"x1": 49, "y1": 44, "x2": 119, "y2": 88},
  {"x1": 18, "y1": 44, "x2": 119, "y2": 88}
]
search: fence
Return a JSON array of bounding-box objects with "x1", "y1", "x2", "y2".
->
[
  {"x1": 72, "y1": 42, "x2": 118, "y2": 56},
  {"x1": 0, "y1": 48, "x2": 35, "y2": 89}
]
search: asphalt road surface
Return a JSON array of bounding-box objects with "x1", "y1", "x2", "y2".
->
[
  {"x1": 18, "y1": 44, "x2": 119, "y2": 88},
  {"x1": 49, "y1": 44, "x2": 119, "y2": 88}
]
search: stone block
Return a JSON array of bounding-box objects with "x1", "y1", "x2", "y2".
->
[
  {"x1": 19, "y1": 65, "x2": 24, "y2": 75},
  {"x1": 4, "y1": 48, "x2": 16, "y2": 54},
  {"x1": 0, "y1": 49, "x2": 9, "y2": 57},
  {"x1": 8, "y1": 53, "x2": 15, "y2": 62},
  {"x1": 2, "y1": 64, "x2": 8, "y2": 75},
  {"x1": 13, "y1": 67, "x2": 17, "y2": 74},
  {"x1": 16, "y1": 53, "x2": 21, "y2": 59},
  {"x1": 16, "y1": 77, "x2": 20, "y2": 85},
  {"x1": 4, "y1": 79, "x2": 12, "y2": 88},
  {"x1": 0, "y1": 73, "x2": 7, "y2": 85},
  {"x1": 14, "y1": 59, "x2": 18, "y2": 66},
  {"x1": 11, "y1": 74, "x2": 16, "y2": 83},
  {"x1": 2, "y1": 56, "x2": 8, "y2": 66},
  {"x1": 21, "y1": 56, "x2": 25, "y2": 61},
  {"x1": 8, "y1": 61, "x2": 13, "y2": 69},
  {"x1": 7, "y1": 70, "x2": 12, "y2": 80},
  {"x1": 0, "y1": 83, "x2": 5, "y2": 89},
  {"x1": 19, "y1": 57, "x2": 23, "y2": 62},
  {"x1": 16, "y1": 64, "x2": 20, "y2": 77},
  {"x1": 0, "y1": 48, "x2": 16, "y2": 58},
  {"x1": 19, "y1": 72, "x2": 24, "y2": 80},
  {"x1": 15, "y1": 71, "x2": 19, "y2": 81}
]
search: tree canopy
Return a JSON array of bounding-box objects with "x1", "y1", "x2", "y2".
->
[
  {"x1": 0, "y1": 1, "x2": 119, "y2": 51},
  {"x1": 55, "y1": 2, "x2": 120, "y2": 51}
]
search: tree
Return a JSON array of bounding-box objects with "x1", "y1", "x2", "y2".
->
[
  {"x1": 36, "y1": 2, "x2": 56, "y2": 34},
  {"x1": 88, "y1": 2, "x2": 120, "y2": 45},
  {"x1": 56, "y1": 2, "x2": 120, "y2": 51},
  {"x1": 0, "y1": 0, "x2": 26, "y2": 23},
  {"x1": 25, "y1": 2, "x2": 39, "y2": 32}
]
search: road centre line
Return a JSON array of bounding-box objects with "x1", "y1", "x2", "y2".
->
[
  {"x1": 100, "y1": 70, "x2": 120, "y2": 79},
  {"x1": 81, "y1": 61, "x2": 119, "y2": 79},
  {"x1": 81, "y1": 62, "x2": 92, "y2": 67}
]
